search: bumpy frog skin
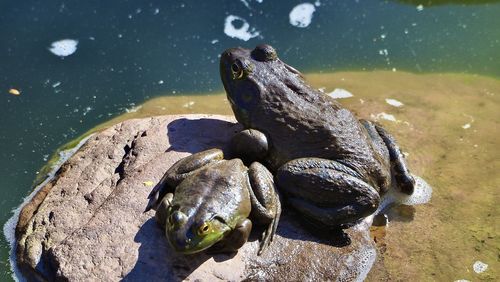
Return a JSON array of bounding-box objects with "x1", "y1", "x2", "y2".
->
[
  {"x1": 146, "y1": 149, "x2": 281, "y2": 255},
  {"x1": 220, "y1": 44, "x2": 415, "y2": 228}
]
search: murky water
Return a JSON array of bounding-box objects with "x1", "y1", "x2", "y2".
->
[{"x1": 1, "y1": 0, "x2": 499, "y2": 280}]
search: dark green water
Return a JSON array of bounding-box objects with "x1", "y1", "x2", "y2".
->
[{"x1": 1, "y1": 0, "x2": 499, "y2": 280}]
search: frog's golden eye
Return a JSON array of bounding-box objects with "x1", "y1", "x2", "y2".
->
[
  {"x1": 197, "y1": 222, "x2": 211, "y2": 236},
  {"x1": 231, "y1": 62, "x2": 244, "y2": 79}
]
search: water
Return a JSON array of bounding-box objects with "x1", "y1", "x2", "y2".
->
[{"x1": 1, "y1": 0, "x2": 499, "y2": 280}]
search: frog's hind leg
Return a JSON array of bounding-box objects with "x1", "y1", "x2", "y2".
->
[
  {"x1": 372, "y1": 123, "x2": 415, "y2": 195},
  {"x1": 276, "y1": 158, "x2": 380, "y2": 228},
  {"x1": 145, "y1": 148, "x2": 224, "y2": 212},
  {"x1": 247, "y1": 162, "x2": 281, "y2": 255}
]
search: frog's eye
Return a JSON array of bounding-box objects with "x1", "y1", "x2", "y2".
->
[
  {"x1": 197, "y1": 222, "x2": 211, "y2": 236},
  {"x1": 231, "y1": 62, "x2": 244, "y2": 80}
]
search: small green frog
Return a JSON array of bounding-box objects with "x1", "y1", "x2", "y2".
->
[{"x1": 146, "y1": 149, "x2": 280, "y2": 255}]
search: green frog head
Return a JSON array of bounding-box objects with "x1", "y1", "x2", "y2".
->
[{"x1": 165, "y1": 208, "x2": 231, "y2": 254}]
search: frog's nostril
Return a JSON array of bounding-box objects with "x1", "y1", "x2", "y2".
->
[{"x1": 169, "y1": 211, "x2": 188, "y2": 228}]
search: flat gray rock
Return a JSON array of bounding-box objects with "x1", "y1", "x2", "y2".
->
[{"x1": 15, "y1": 114, "x2": 376, "y2": 281}]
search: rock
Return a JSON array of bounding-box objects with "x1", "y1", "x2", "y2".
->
[{"x1": 15, "y1": 114, "x2": 376, "y2": 281}]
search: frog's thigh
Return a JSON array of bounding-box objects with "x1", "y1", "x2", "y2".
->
[
  {"x1": 145, "y1": 149, "x2": 223, "y2": 212},
  {"x1": 248, "y1": 162, "x2": 282, "y2": 254},
  {"x1": 276, "y1": 158, "x2": 380, "y2": 226},
  {"x1": 230, "y1": 129, "x2": 268, "y2": 164},
  {"x1": 373, "y1": 123, "x2": 415, "y2": 195},
  {"x1": 209, "y1": 219, "x2": 252, "y2": 253}
]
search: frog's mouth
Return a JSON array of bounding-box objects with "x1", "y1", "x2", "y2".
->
[{"x1": 166, "y1": 217, "x2": 231, "y2": 254}]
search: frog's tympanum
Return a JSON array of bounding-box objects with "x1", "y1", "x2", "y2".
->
[
  {"x1": 220, "y1": 44, "x2": 415, "y2": 228},
  {"x1": 146, "y1": 149, "x2": 281, "y2": 255}
]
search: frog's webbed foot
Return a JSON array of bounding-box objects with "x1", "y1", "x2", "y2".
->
[
  {"x1": 276, "y1": 158, "x2": 380, "y2": 228},
  {"x1": 247, "y1": 162, "x2": 281, "y2": 255},
  {"x1": 230, "y1": 129, "x2": 268, "y2": 165},
  {"x1": 207, "y1": 219, "x2": 252, "y2": 254},
  {"x1": 145, "y1": 149, "x2": 224, "y2": 212},
  {"x1": 372, "y1": 123, "x2": 415, "y2": 195}
]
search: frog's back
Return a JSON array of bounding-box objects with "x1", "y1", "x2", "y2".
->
[
  {"x1": 220, "y1": 45, "x2": 391, "y2": 191},
  {"x1": 175, "y1": 159, "x2": 251, "y2": 224},
  {"x1": 251, "y1": 79, "x2": 390, "y2": 189}
]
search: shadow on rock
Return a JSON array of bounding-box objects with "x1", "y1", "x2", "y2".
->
[
  {"x1": 275, "y1": 210, "x2": 352, "y2": 248},
  {"x1": 166, "y1": 118, "x2": 241, "y2": 154}
]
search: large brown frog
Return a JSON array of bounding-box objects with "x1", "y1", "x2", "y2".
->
[{"x1": 220, "y1": 44, "x2": 415, "y2": 228}]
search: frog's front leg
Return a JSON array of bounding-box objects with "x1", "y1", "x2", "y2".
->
[
  {"x1": 276, "y1": 158, "x2": 380, "y2": 228},
  {"x1": 230, "y1": 129, "x2": 268, "y2": 164},
  {"x1": 207, "y1": 219, "x2": 252, "y2": 254},
  {"x1": 145, "y1": 148, "x2": 224, "y2": 212},
  {"x1": 247, "y1": 162, "x2": 281, "y2": 255}
]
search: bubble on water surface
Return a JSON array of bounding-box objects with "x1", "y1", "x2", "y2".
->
[
  {"x1": 327, "y1": 88, "x2": 354, "y2": 99},
  {"x1": 371, "y1": 112, "x2": 397, "y2": 122},
  {"x1": 473, "y1": 261, "x2": 488, "y2": 273},
  {"x1": 48, "y1": 39, "x2": 78, "y2": 57},
  {"x1": 289, "y1": 3, "x2": 316, "y2": 28},
  {"x1": 224, "y1": 15, "x2": 260, "y2": 41},
  {"x1": 385, "y1": 98, "x2": 404, "y2": 107}
]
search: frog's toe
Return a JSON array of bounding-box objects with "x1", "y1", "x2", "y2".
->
[{"x1": 257, "y1": 209, "x2": 280, "y2": 255}]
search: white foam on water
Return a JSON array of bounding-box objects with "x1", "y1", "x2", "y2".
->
[
  {"x1": 3, "y1": 135, "x2": 93, "y2": 281},
  {"x1": 473, "y1": 261, "x2": 488, "y2": 273},
  {"x1": 396, "y1": 175, "x2": 432, "y2": 205},
  {"x1": 376, "y1": 175, "x2": 433, "y2": 214},
  {"x1": 371, "y1": 112, "x2": 397, "y2": 122},
  {"x1": 223, "y1": 15, "x2": 260, "y2": 41},
  {"x1": 385, "y1": 98, "x2": 404, "y2": 107},
  {"x1": 327, "y1": 88, "x2": 354, "y2": 99},
  {"x1": 124, "y1": 105, "x2": 142, "y2": 113},
  {"x1": 289, "y1": 3, "x2": 316, "y2": 28},
  {"x1": 337, "y1": 224, "x2": 377, "y2": 282},
  {"x1": 48, "y1": 39, "x2": 78, "y2": 57},
  {"x1": 183, "y1": 101, "x2": 195, "y2": 108},
  {"x1": 416, "y1": 4, "x2": 424, "y2": 12}
]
